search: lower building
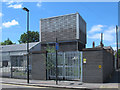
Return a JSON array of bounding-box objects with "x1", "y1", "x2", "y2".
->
[{"x1": 0, "y1": 42, "x2": 41, "y2": 67}]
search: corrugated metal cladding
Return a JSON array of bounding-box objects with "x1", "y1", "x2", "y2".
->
[{"x1": 40, "y1": 13, "x2": 86, "y2": 44}]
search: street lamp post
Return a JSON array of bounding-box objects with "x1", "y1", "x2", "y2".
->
[
  {"x1": 116, "y1": 25, "x2": 118, "y2": 69},
  {"x1": 23, "y1": 7, "x2": 30, "y2": 83}
]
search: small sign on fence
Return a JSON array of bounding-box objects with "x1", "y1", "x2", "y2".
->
[{"x1": 56, "y1": 43, "x2": 59, "y2": 50}]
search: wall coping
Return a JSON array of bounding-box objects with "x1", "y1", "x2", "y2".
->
[
  {"x1": 31, "y1": 51, "x2": 47, "y2": 54},
  {"x1": 82, "y1": 48, "x2": 104, "y2": 51}
]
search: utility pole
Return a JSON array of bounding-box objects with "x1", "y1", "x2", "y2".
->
[{"x1": 116, "y1": 25, "x2": 118, "y2": 69}]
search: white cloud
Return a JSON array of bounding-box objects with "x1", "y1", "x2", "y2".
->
[
  {"x1": 8, "y1": 4, "x2": 22, "y2": 9},
  {"x1": 0, "y1": 27, "x2": 2, "y2": 30},
  {"x1": 103, "y1": 26, "x2": 116, "y2": 42},
  {"x1": 88, "y1": 33, "x2": 101, "y2": 39},
  {"x1": 0, "y1": 13, "x2": 3, "y2": 17},
  {"x1": 103, "y1": 33, "x2": 114, "y2": 41},
  {"x1": 89, "y1": 25, "x2": 105, "y2": 33},
  {"x1": 112, "y1": 47, "x2": 116, "y2": 51},
  {"x1": 113, "y1": 43, "x2": 120, "y2": 45},
  {"x1": 2, "y1": 19, "x2": 19, "y2": 28},
  {"x1": 6, "y1": 0, "x2": 23, "y2": 9},
  {"x1": 37, "y1": 2, "x2": 42, "y2": 7},
  {"x1": 104, "y1": 26, "x2": 116, "y2": 34},
  {"x1": 6, "y1": 0, "x2": 14, "y2": 5},
  {"x1": 118, "y1": 26, "x2": 120, "y2": 32},
  {"x1": 88, "y1": 25, "x2": 116, "y2": 42},
  {"x1": 3, "y1": 0, "x2": 23, "y2": 2}
]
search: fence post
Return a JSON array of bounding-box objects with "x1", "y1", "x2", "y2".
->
[
  {"x1": 63, "y1": 52, "x2": 65, "y2": 80},
  {"x1": 55, "y1": 38, "x2": 58, "y2": 85},
  {"x1": 78, "y1": 51, "x2": 80, "y2": 79},
  {"x1": 9, "y1": 51, "x2": 12, "y2": 78},
  {"x1": 10, "y1": 57, "x2": 13, "y2": 78},
  {"x1": 46, "y1": 51, "x2": 48, "y2": 80},
  {"x1": 80, "y1": 52, "x2": 83, "y2": 82}
]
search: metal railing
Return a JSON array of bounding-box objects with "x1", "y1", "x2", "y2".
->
[
  {"x1": 47, "y1": 51, "x2": 83, "y2": 81},
  {"x1": 1, "y1": 54, "x2": 32, "y2": 79}
]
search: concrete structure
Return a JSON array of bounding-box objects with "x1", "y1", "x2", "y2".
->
[
  {"x1": 31, "y1": 47, "x2": 115, "y2": 82},
  {"x1": 1, "y1": 12, "x2": 115, "y2": 83},
  {"x1": 40, "y1": 12, "x2": 86, "y2": 51},
  {"x1": 31, "y1": 51, "x2": 46, "y2": 80},
  {"x1": 83, "y1": 48, "x2": 114, "y2": 83}
]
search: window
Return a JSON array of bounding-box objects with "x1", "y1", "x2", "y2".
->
[
  {"x1": 2, "y1": 61, "x2": 8, "y2": 67},
  {"x1": 11, "y1": 56, "x2": 23, "y2": 67}
]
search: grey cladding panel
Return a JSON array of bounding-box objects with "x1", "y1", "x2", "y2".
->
[
  {"x1": 41, "y1": 14, "x2": 77, "y2": 42},
  {"x1": 79, "y1": 15, "x2": 86, "y2": 44}
]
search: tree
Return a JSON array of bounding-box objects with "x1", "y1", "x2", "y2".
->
[
  {"x1": 46, "y1": 44, "x2": 55, "y2": 53},
  {"x1": 115, "y1": 49, "x2": 120, "y2": 58},
  {"x1": 46, "y1": 44, "x2": 55, "y2": 71},
  {"x1": 18, "y1": 31, "x2": 39, "y2": 44},
  {"x1": 1, "y1": 38, "x2": 13, "y2": 45}
]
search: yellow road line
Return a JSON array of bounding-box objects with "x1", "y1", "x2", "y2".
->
[
  {"x1": 100, "y1": 85, "x2": 118, "y2": 88},
  {"x1": 2, "y1": 83, "x2": 47, "y2": 88}
]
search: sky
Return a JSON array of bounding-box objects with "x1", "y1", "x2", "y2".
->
[{"x1": 1, "y1": 1, "x2": 118, "y2": 50}]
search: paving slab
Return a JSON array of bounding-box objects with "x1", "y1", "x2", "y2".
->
[{"x1": 0, "y1": 78, "x2": 119, "y2": 90}]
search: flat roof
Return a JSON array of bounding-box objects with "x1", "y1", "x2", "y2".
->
[
  {"x1": 40, "y1": 12, "x2": 86, "y2": 24},
  {"x1": 40, "y1": 13, "x2": 76, "y2": 20},
  {"x1": 0, "y1": 42, "x2": 40, "y2": 52}
]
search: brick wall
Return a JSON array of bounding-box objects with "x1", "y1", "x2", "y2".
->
[
  {"x1": 103, "y1": 50, "x2": 114, "y2": 82},
  {"x1": 83, "y1": 48, "x2": 114, "y2": 83}
]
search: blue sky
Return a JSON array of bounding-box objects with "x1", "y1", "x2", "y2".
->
[{"x1": 1, "y1": 2, "x2": 118, "y2": 50}]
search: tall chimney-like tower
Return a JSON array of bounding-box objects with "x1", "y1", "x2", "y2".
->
[
  {"x1": 93, "y1": 41, "x2": 95, "y2": 48},
  {"x1": 100, "y1": 33, "x2": 104, "y2": 47}
]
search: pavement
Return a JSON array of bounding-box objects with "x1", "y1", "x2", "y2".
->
[{"x1": 0, "y1": 77, "x2": 119, "y2": 90}]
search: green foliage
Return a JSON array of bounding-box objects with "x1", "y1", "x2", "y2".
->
[
  {"x1": 1, "y1": 38, "x2": 13, "y2": 45},
  {"x1": 46, "y1": 44, "x2": 55, "y2": 70},
  {"x1": 18, "y1": 31, "x2": 39, "y2": 44},
  {"x1": 115, "y1": 49, "x2": 120, "y2": 57},
  {"x1": 46, "y1": 44, "x2": 55, "y2": 53},
  {"x1": 46, "y1": 57, "x2": 55, "y2": 70},
  {"x1": 118, "y1": 49, "x2": 120, "y2": 56}
]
